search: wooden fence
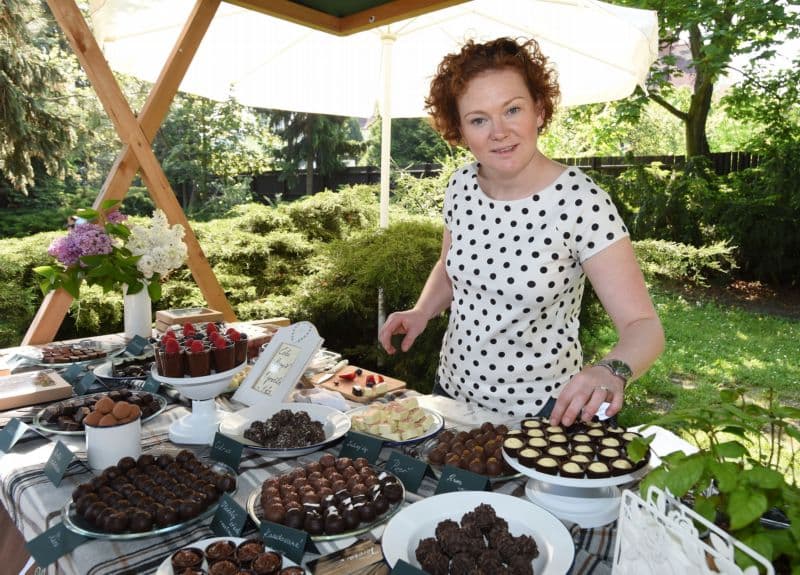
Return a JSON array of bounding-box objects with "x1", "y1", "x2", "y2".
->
[{"x1": 251, "y1": 151, "x2": 760, "y2": 202}]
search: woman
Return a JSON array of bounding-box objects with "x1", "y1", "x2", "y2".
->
[{"x1": 378, "y1": 37, "x2": 664, "y2": 426}]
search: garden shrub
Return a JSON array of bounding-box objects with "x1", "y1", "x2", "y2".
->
[
  {"x1": 713, "y1": 140, "x2": 800, "y2": 284},
  {"x1": 284, "y1": 185, "x2": 379, "y2": 242},
  {"x1": 633, "y1": 239, "x2": 737, "y2": 286},
  {"x1": 297, "y1": 217, "x2": 446, "y2": 392},
  {"x1": 227, "y1": 202, "x2": 294, "y2": 235}
]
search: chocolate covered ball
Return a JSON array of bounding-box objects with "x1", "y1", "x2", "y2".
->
[
  {"x1": 382, "y1": 482, "x2": 403, "y2": 503},
  {"x1": 284, "y1": 507, "x2": 304, "y2": 529},
  {"x1": 324, "y1": 513, "x2": 346, "y2": 534}
]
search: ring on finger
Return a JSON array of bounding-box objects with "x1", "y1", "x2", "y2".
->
[{"x1": 596, "y1": 385, "x2": 610, "y2": 394}]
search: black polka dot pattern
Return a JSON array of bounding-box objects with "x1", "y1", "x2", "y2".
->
[{"x1": 438, "y1": 162, "x2": 629, "y2": 416}]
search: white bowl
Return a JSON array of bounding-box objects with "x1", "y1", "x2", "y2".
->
[{"x1": 150, "y1": 361, "x2": 247, "y2": 400}]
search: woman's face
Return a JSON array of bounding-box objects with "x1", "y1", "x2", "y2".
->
[{"x1": 457, "y1": 68, "x2": 543, "y2": 182}]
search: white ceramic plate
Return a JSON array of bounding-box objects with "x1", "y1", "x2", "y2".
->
[
  {"x1": 381, "y1": 491, "x2": 574, "y2": 575},
  {"x1": 218, "y1": 402, "x2": 350, "y2": 457},
  {"x1": 154, "y1": 536, "x2": 303, "y2": 574},
  {"x1": 346, "y1": 404, "x2": 444, "y2": 447}
]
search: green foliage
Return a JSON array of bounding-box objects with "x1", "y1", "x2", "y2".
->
[
  {"x1": 284, "y1": 185, "x2": 379, "y2": 242},
  {"x1": 633, "y1": 239, "x2": 737, "y2": 286},
  {"x1": 712, "y1": 140, "x2": 800, "y2": 284},
  {"x1": 638, "y1": 387, "x2": 800, "y2": 571},
  {"x1": 391, "y1": 149, "x2": 474, "y2": 219},
  {"x1": 361, "y1": 117, "x2": 452, "y2": 167},
  {"x1": 0, "y1": 0, "x2": 74, "y2": 193},
  {"x1": 297, "y1": 217, "x2": 447, "y2": 391}
]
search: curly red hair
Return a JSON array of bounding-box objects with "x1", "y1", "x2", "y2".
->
[{"x1": 425, "y1": 37, "x2": 560, "y2": 145}]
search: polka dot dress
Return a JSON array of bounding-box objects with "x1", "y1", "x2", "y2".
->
[{"x1": 436, "y1": 162, "x2": 629, "y2": 417}]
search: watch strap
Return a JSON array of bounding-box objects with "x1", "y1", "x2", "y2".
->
[{"x1": 593, "y1": 359, "x2": 632, "y2": 386}]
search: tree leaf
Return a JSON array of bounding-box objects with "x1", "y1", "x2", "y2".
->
[
  {"x1": 664, "y1": 455, "x2": 706, "y2": 498},
  {"x1": 727, "y1": 488, "x2": 767, "y2": 531},
  {"x1": 713, "y1": 440, "x2": 748, "y2": 459},
  {"x1": 745, "y1": 465, "x2": 785, "y2": 490},
  {"x1": 626, "y1": 435, "x2": 653, "y2": 462},
  {"x1": 739, "y1": 532, "x2": 773, "y2": 562},
  {"x1": 147, "y1": 281, "x2": 162, "y2": 301},
  {"x1": 719, "y1": 389, "x2": 740, "y2": 403},
  {"x1": 100, "y1": 199, "x2": 121, "y2": 211},
  {"x1": 707, "y1": 460, "x2": 740, "y2": 493},
  {"x1": 693, "y1": 494, "x2": 717, "y2": 523},
  {"x1": 719, "y1": 425, "x2": 748, "y2": 438}
]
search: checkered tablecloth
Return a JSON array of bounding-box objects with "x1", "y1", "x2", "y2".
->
[{"x1": 0, "y1": 387, "x2": 620, "y2": 575}]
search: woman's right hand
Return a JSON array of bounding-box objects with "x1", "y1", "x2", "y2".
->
[{"x1": 378, "y1": 309, "x2": 430, "y2": 354}]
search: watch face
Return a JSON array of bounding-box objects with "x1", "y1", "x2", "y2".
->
[{"x1": 609, "y1": 360, "x2": 632, "y2": 379}]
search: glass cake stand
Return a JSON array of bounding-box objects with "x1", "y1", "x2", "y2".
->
[
  {"x1": 150, "y1": 362, "x2": 247, "y2": 445},
  {"x1": 502, "y1": 449, "x2": 658, "y2": 528}
]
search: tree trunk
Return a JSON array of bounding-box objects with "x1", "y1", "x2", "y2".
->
[
  {"x1": 305, "y1": 149, "x2": 314, "y2": 195},
  {"x1": 685, "y1": 23, "x2": 713, "y2": 158}
]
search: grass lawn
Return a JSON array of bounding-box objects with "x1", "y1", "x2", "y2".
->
[{"x1": 583, "y1": 283, "x2": 800, "y2": 478}]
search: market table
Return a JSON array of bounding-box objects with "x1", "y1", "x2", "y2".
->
[{"x1": 0, "y1": 332, "x2": 692, "y2": 575}]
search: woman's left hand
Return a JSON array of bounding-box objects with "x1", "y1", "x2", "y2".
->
[{"x1": 549, "y1": 366, "x2": 625, "y2": 426}]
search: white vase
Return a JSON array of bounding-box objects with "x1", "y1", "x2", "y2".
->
[{"x1": 123, "y1": 283, "x2": 153, "y2": 339}]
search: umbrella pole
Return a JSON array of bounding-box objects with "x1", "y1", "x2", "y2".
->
[{"x1": 378, "y1": 32, "x2": 396, "y2": 346}]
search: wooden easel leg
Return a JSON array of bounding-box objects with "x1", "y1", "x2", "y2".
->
[{"x1": 24, "y1": 0, "x2": 231, "y2": 345}]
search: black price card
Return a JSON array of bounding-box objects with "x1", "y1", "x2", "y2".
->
[
  {"x1": 44, "y1": 441, "x2": 76, "y2": 487},
  {"x1": 140, "y1": 374, "x2": 160, "y2": 393},
  {"x1": 211, "y1": 432, "x2": 243, "y2": 471},
  {"x1": 210, "y1": 493, "x2": 247, "y2": 537},
  {"x1": 74, "y1": 372, "x2": 96, "y2": 396},
  {"x1": 25, "y1": 523, "x2": 87, "y2": 567},
  {"x1": 339, "y1": 431, "x2": 383, "y2": 463},
  {"x1": 434, "y1": 464, "x2": 489, "y2": 494},
  {"x1": 0, "y1": 418, "x2": 29, "y2": 453},
  {"x1": 125, "y1": 335, "x2": 148, "y2": 356},
  {"x1": 391, "y1": 559, "x2": 429, "y2": 574},
  {"x1": 384, "y1": 450, "x2": 429, "y2": 493},
  {"x1": 61, "y1": 364, "x2": 86, "y2": 386},
  {"x1": 259, "y1": 520, "x2": 310, "y2": 565}
]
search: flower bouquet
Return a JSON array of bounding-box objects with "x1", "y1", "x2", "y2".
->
[{"x1": 35, "y1": 200, "x2": 187, "y2": 301}]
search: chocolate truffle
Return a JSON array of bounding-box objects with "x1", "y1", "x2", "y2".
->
[
  {"x1": 206, "y1": 539, "x2": 236, "y2": 563},
  {"x1": 171, "y1": 547, "x2": 204, "y2": 571}
]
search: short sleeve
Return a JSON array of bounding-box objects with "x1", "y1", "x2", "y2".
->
[
  {"x1": 442, "y1": 165, "x2": 471, "y2": 229},
  {"x1": 570, "y1": 177, "x2": 629, "y2": 263}
]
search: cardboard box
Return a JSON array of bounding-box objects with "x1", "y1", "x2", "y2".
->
[
  {"x1": 155, "y1": 307, "x2": 224, "y2": 331},
  {"x1": 0, "y1": 370, "x2": 74, "y2": 410}
]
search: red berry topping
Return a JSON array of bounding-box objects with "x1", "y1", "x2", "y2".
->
[
  {"x1": 183, "y1": 322, "x2": 196, "y2": 335},
  {"x1": 190, "y1": 340, "x2": 205, "y2": 353},
  {"x1": 206, "y1": 323, "x2": 218, "y2": 333},
  {"x1": 213, "y1": 337, "x2": 228, "y2": 350},
  {"x1": 226, "y1": 328, "x2": 241, "y2": 342},
  {"x1": 164, "y1": 339, "x2": 181, "y2": 353},
  {"x1": 163, "y1": 330, "x2": 177, "y2": 340}
]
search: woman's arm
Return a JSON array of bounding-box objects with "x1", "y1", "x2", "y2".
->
[
  {"x1": 378, "y1": 228, "x2": 454, "y2": 354},
  {"x1": 549, "y1": 237, "x2": 665, "y2": 425}
]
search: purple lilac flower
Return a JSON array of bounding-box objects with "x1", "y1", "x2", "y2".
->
[
  {"x1": 106, "y1": 210, "x2": 128, "y2": 224},
  {"x1": 48, "y1": 223, "x2": 113, "y2": 268}
]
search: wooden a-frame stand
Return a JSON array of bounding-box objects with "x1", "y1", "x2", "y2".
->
[{"x1": 23, "y1": 0, "x2": 234, "y2": 344}]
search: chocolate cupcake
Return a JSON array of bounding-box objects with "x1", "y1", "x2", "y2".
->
[
  {"x1": 586, "y1": 461, "x2": 612, "y2": 478},
  {"x1": 559, "y1": 461, "x2": 585, "y2": 479},
  {"x1": 236, "y1": 539, "x2": 266, "y2": 567},
  {"x1": 597, "y1": 447, "x2": 621, "y2": 462},
  {"x1": 171, "y1": 548, "x2": 204, "y2": 571},
  {"x1": 516, "y1": 448, "x2": 541, "y2": 467},
  {"x1": 205, "y1": 539, "x2": 236, "y2": 563},
  {"x1": 251, "y1": 551, "x2": 283, "y2": 575},
  {"x1": 610, "y1": 458, "x2": 635, "y2": 476},
  {"x1": 533, "y1": 456, "x2": 559, "y2": 475},
  {"x1": 209, "y1": 560, "x2": 239, "y2": 575},
  {"x1": 526, "y1": 437, "x2": 548, "y2": 450},
  {"x1": 502, "y1": 437, "x2": 525, "y2": 457}
]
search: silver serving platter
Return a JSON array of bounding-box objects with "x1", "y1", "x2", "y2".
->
[{"x1": 61, "y1": 459, "x2": 238, "y2": 540}]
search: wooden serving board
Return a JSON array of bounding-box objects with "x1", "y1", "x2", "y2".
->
[{"x1": 316, "y1": 365, "x2": 405, "y2": 403}]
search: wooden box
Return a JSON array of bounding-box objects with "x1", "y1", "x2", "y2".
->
[
  {"x1": 0, "y1": 370, "x2": 74, "y2": 410},
  {"x1": 155, "y1": 307, "x2": 224, "y2": 332}
]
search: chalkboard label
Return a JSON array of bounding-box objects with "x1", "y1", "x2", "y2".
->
[
  {"x1": 434, "y1": 464, "x2": 489, "y2": 494},
  {"x1": 391, "y1": 559, "x2": 429, "y2": 574},
  {"x1": 25, "y1": 523, "x2": 87, "y2": 567},
  {"x1": 211, "y1": 432, "x2": 243, "y2": 471},
  {"x1": 44, "y1": 441, "x2": 76, "y2": 487},
  {"x1": 0, "y1": 418, "x2": 28, "y2": 453},
  {"x1": 74, "y1": 372, "x2": 96, "y2": 396},
  {"x1": 140, "y1": 374, "x2": 160, "y2": 393},
  {"x1": 260, "y1": 520, "x2": 310, "y2": 565},
  {"x1": 339, "y1": 431, "x2": 383, "y2": 463},
  {"x1": 125, "y1": 335, "x2": 148, "y2": 356},
  {"x1": 384, "y1": 450, "x2": 429, "y2": 493},
  {"x1": 61, "y1": 364, "x2": 86, "y2": 386},
  {"x1": 210, "y1": 493, "x2": 247, "y2": 537}
]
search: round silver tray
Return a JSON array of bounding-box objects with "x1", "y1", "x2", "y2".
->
[
  {"x1": 93, "y1": 352, "x2": 155, "y2": 385},
  {"x1": 31, "y1": 391, "x2": 168, "y2": 436},
  {"x1": 345, "y1": 404, "x2": 444, "y2": 447},
  {"x1": 246, "y1": 465, "x2": 405, "y2": 542},
  {"x1": 415, "y1": 433, "x2": 522, "y2": 483},
  {"x1": 61, "y1": 459, "x2": 238, "y2": 540}
]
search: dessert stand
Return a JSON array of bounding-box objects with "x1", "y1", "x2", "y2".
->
[
  {"x1": 503, "y1": 449, "x2": 658, "y2": 528},
  {"x1": 151, "y1": 362, "x2": 247, "y2": 445}
]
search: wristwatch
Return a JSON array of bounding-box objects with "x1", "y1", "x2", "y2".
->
[{"x1": 593, "y1": 359, "x2": 633, "y2": 386}]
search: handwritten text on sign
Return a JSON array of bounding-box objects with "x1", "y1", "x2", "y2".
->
[{"x1": 253, "y1": 343, "x2": 300, "y2": 395}]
